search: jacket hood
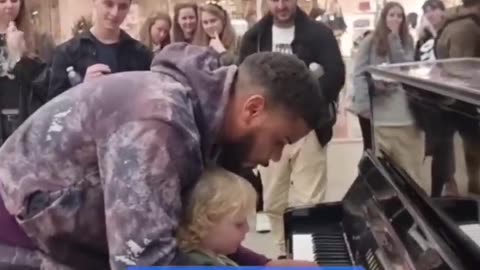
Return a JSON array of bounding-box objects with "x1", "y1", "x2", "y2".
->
[{"x1": 150, "y1": 43, "x2": 237, "y2": 153}]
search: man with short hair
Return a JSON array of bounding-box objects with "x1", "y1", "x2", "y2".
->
[
  {"x1": 48, "y1": 0, "x2": 152, "y2": 100},
  {"x1": 238, "y1": 0, "x2": 345, "y2": 257},
  {"x1": 0, "y1": 43, "x2": 326, "y2": 268}
]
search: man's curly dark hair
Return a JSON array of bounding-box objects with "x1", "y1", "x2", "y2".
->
[{"x1": 237, "y1": 52, "x2": 330, "y2": 130}]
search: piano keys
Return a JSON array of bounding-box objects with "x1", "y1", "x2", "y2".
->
[{"x1": 291, "y1": 228, "x2": 353, "y2": 265}]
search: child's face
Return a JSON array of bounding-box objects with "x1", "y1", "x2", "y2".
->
[{"x1": 201, "y1": 213, "x2": 250, "y2": 255}]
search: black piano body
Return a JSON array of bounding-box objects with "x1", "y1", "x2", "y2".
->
[
  {"x1": 285, "y1": 153, "x2": 480, "y2": 269},
  {"x1": 284, "y1": 58, "x2": 480, "y2": 269}
]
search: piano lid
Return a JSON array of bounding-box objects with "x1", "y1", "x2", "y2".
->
[{"x1": 368, "y1": 58, "x2": 480, "y2": 106}]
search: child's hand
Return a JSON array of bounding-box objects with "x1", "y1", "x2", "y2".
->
[{"x1": 266, "y1": 259, "x2": 318, "y2": 266}]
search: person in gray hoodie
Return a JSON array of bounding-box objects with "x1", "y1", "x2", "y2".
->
[
  {"x1": 0, "y1": 43, "x2": 326, "y2": 269},
  {"x1": 350, "y1": 1, "x2": 426, "y2": 191}
]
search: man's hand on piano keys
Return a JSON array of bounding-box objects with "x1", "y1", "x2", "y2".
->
[{"x1": 266, "y1": 259, "x2": 318, "y2": 267}]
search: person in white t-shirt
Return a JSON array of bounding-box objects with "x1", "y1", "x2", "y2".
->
[{"x1": 238, "y1": 0, "x2": 345, "y2": 258}]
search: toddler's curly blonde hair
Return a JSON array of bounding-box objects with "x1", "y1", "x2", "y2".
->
[{"x1": 177, "y1": 167, "x2": 257, "y2": 250}]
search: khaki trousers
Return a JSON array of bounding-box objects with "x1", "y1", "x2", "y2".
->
[
  {"x1": 258, "y1": 131, "x2": 328, "y2": 255},
  {"x1": 374, "y1": 126, "x2": 427, "y2": 193}
]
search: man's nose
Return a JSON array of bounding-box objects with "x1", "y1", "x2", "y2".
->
[
  {"x1": 110, "y1": 6, "x2": 120, "y2": 17},
  {"x1": 277, "y1": 0, "x2": 288, "y2": 9}
]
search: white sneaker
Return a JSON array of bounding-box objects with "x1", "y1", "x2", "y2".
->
[{"x1": 255, "y1": 212, "x2": 271, "y2": 233}]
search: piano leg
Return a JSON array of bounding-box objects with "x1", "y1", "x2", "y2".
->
[
  {"x1": 463, "y1": 136, "x2": 480, "y2": 194},
  {"x1": 430, "y1": 135, "x2": 456, "y2": 197}
]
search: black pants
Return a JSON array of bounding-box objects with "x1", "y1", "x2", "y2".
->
[
  {"x1": 428, "y1": 113, "x2": 480, "y2": 196},
  {"x1": 358, "y1": 116, "x2": 372, "y2": 151},
  {"x1": 0, "y1": 112, "x2": 20, "y2": 145},
  {"x1": 430, "y1": 135, "x2": 455, "y2": 197}
]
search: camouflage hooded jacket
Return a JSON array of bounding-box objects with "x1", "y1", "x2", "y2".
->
[{"x1": 0, "y1": 43, "x2": 262, "y2": 269}]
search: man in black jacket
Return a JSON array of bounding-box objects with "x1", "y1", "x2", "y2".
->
[
  {"x1": 238, "y1": 0, "x2": 345, "y2": 257},
  {"x1": 48, "y1": 0, "x2": 152, "y2": 100}
]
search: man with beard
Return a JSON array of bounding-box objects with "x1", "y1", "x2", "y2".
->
[
  {"x1": 238, "y1": 0, "x2": 345, "y2": 257},
  {"x1": 0, "y1": 43, "x2": 326, "y2": 269}
]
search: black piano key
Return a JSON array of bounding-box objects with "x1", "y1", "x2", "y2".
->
[
  {"x1": 314, "y1": 247, "x2": 348, "y2": 251},
  {"x1": 313, "y1": 251, "x2": 350, "y2": 255},
  {"x1": 314, "y1": 254, "x2": 350, "y2": 257},
  {"x1": 315, "y1": 256, "x2": 350, "y2": 260},
  {"x1": 313, "y1": 235, "x2": 344, "y2": 240},
  {"x1": 317, "y1": 262, "x2": 352, "y2": 266},
  {"x1": 314, "y1": 243, "x2": 346, "y2": 247},
  {"x1": 314, "y1": 257, "x2": 350, "y2": 261},
  {"x1": 317, "y1": 262, "x2": 351, "y2": 265}
]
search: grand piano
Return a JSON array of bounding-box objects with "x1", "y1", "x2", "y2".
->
[{"x1": 284, "y1": 58, "x2": 480, "y2": 269}]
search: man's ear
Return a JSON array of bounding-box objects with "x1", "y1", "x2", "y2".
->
[{"x1": 242, "y1": 94, "x2": 266, "y2": 122}]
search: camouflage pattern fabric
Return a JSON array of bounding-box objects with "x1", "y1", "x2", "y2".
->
[
  {"x1": 0, "y1": 243, "x2": 41, "y2": 269},
  {"x1": 0, "y1": 43, "x2": 237, "y2": 269}
]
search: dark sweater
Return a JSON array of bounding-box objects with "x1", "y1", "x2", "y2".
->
[
  {"x1": 238, "y1": 8, "x2": 345, "y2": 146},
  {"x1": 48, "y1": 30, "x2": 153, "y2": 100}
]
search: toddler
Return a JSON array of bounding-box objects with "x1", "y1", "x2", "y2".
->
[{"x1": 177, "y1": 167, "x2": 257, "y2": 266}]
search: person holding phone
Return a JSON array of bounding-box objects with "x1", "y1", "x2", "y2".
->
[{"x1": 48, "y1": 0, "x2": 152, "y2": 100}]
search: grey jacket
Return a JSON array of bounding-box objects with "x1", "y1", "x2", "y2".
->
[
  {"x1": 351, "y1": 33, "x2": 415, "y2": 126},
  {"x1": 0, "y1": 43, "x2": 269, "y2": 269}
]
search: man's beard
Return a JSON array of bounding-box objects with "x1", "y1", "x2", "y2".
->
[{"x1": 217, "y1": 134, "x2": 255, "y2": 173}]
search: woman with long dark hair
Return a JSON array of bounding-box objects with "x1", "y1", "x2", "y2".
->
[{"x1": 351, "y1": 2, "x2": 427, "y2": 192}]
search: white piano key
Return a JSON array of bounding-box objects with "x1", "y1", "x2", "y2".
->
[
  {"x1": 460, "y1": 224, "x2": 480, "y2": 248},
  {"x1": 292, "y1": 234, "x2": 314, "y2": 261}
]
